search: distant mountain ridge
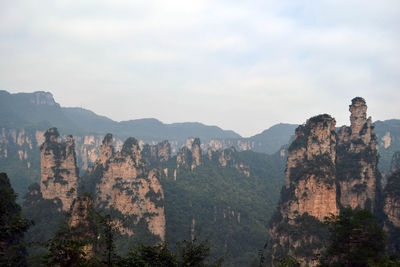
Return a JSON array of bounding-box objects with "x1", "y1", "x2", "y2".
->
[
  {"x1": 0, "y1": 90, "x2": 241, "y2": 143},
  {"x1": 1, "y1": 90, "x2": 399, "y2": 162}
]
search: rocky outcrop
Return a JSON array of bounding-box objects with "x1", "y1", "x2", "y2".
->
[
  {"x1": 176, "y1": 138, "x2": 203, "y2": 170},
  {"x1": 46, "y1": 195, "x2": 104, "y2": 261},
  {"x1": 391, "y1": 151, "x2": 400, "y2": 173},
  {"x1": 267, "y1": 98, "x2": 382, "y2": 266},
  {"x1": 218, "y1": 147, "x2": 235, "y2": 167},
  {"x1": 336, "y1": 97, "x2": 380, "y2": 212},
  {"x1": 93, "y1": 134, "x2": 165, "y2": 241},
  {"x1": 40, "y1": 128, "x2": 79, "y2": 211},
  {"x1": 191, "y1": 138, "x2": 201, "y2": 169},
  {"x1": 284, "y1": 114, "x2": 338, "y2": 221},
  {"x1": 267, "y1": 115, "x2": 337, "y2": 266},
  {"x1": 30, "y1": 91, "x2": 59, "y2": 106},
  {"x1": 142, "y1": 140, "x2": 171, "y2": 164},
  {"x1": 383, "y1": 152, "x2": 400, "y2": 254}
]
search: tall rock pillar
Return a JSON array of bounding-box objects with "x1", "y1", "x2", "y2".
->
[
  {"x1": 40, "y1": 128, "x2": 79, "y2": 210},
  {"x1": 267, "y1": 114, "x2": 338, "y2": 266},
  {"x1": 336, "y1": 97, "x2": 380, "y2": 211}
]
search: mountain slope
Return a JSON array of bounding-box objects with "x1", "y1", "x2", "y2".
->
[{"x1": 0, "y1": 90, "x2": 241, "y2": 143}]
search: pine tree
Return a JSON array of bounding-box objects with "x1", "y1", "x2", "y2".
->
[{"x1": 0, "y1": 172, "x2": 32, "y2": 266}]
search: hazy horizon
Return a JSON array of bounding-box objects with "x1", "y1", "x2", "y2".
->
[{"x1": 1, "y1": 1, "x2": 399, "y2": 137}]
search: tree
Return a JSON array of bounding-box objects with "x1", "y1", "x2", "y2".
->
[
  {"x1": 119, "y1": 242, "x2": 176, "y2": 267},
  {"x1": 319, "y1": 208, "x2": 386, "y2": 267},
  {"x1": 119, "y1": 237, "x2": 222, "y2": 267},
  {"x1": 0, "y1": 172, "x2": 32, "y2": 266}
]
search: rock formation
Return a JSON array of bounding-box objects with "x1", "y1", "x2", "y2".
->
[
  {"x1": 40, "y1": 128, "x2": 79, "y2": 211},
  {"x1": 176, "y1": 138, "x2": 202, "y2": 170},
  {"x1": 218, "y1": 147, "x2": 235, "y2": 167},
  {"x1": 67, "y1": 195, "x2": 99, "y2": 259},
  {"x1": 383, "y1": 152, "x2": 400, "y2": 254},
  {"x1": 267, "y1": 114, "x2": 337, "y2": 266},
  {"x1": 177, "y1": 147, "x2": 193, "y2": 168},
  {"x1": 391, "y1": 151, "x2": 400, "y2": 174},
  {"x1": 92, "y1": 134, "x2": 166, "y2": 241},
  {"x1": 284, "y1": 114, "x2": 338, "y2": 221},
  {"x1": 336, "y1": 97, "x2": 380, "y2": 212},
  {"x1": 214, "y1": 147, "x2": 251, "y2": 176},
  {"x1": 267, "y1": 98, "x2": 382, "y2": 266},
  {"x1": 191, "y1": 138, "x2": 202, "y2": 169},
  {"x1": 142, "y1": 140, "x2": 171, "y2": 164}
]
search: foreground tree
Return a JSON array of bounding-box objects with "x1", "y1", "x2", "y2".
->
[
  {"x1": 319, "y1": 208, "x2": 386, "y2": 267},
  {"x1": 119, "y1": 237, "x2": 222, "y2": 267},
  {"x1": 0, "y1": 173, "x2": 32, "y2": 266}
]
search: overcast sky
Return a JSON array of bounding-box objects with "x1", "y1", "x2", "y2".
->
[{"x1": 0, "y1": 0, "x2": 399, "y2": 137}]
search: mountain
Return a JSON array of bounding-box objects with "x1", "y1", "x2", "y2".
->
[
  {"x1": 374, "y1": 119, "x2": 400, "y2": 176},
  {"x1": 208, "y1": 124, "x2": 297, "y2": 155},
  {"x1": 22, "y1": 128, "x2": 286, "y2": 265},
  {"x1": 0, "y1": 90, "x2": 241, "y2": 142},
  {"x1": 0, "y1": 90, "x2": 77, "y2": 131},
  {"x1": 266, "y1": 97, "x2": 397, "y2": 266}
]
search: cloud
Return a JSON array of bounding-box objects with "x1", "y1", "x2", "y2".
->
[{"x1": 0, "y1": 0, "x2": 399, "y2": 136}]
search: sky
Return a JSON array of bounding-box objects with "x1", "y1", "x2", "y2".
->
[{"x1": 0, "y1": 0, "x2": 399, "y2": 137}]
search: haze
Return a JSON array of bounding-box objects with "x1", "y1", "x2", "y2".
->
[{"x1": 0, "y1": 0, "x2": 399, "y2": 137}]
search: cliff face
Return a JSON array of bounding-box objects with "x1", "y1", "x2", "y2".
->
[
  {"x1": 383, "y1": 152, "x2": 400, "y2": 254},
  {"x1": 40, "y1": 128, "x2": 79, "y2": 210},
  {"x1": 142, "y1": 140, "x2": 171, "y2": 164},
  {"x1": 284, "y1": 114, "x2": 338, "y2": 221},
  {"x1": 391, "y1": 151, "x2": 400, "y2": 174},
  {"x1": 176, "y1": 138, "x2": 202, "y2": 169},
  {"x1": 336, "y1": 97, "x2": 380, "y2": 211},
  {"x1": 191, "y1": 138, "x2": 202, "y2": 169},
  {"x1": 267, "y1": 98, "x2": 382, "y2": 266},
  {"x1": 93, "y1": 135, "x2": 166, "y2": 241},
  {"x1": 267, "y1": 115, "x2": 337, "y2": 266}
]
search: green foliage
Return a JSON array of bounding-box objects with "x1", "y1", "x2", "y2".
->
[
  {"x1": 0, "y1": 173, "x2": 32, "y2": 267},
  {"x1": 121, "y1": 137, "x2": 139, "y2": 156},
  {"x1": 41, "y1": 196, "x2": 122, "y2": 266},
  {"x1": 319, "y1": 208, "x2": 386, "y2": 267},
  {"x1": 336, "y1": 143, "x2": 364, "y2": 181},
  {"x1": 270, "y1": 213, "x2": 328, "y2": 263},
  {"x1": 162, "y1": 150, "x2": 285, "y2": 265},
  {"x1": 288, "y1": 126, "x2": 308, "y2": 152},
  {"x1": 0, "y1": 128, "x2": 41, "y2": 200},
  {"x1": 22, "y1": 183, "x2": 64, "y2": 259},
  {"x1": 277, "y1": 256, "x2": 300, "y2": 267},
  {"x1": 119, "y1": 242, "x2": 176, "y2": 267},
  {"x1": 288, "y1": 115, "x2": 333, "y2": 153},
  {"x1": 374, "y1": 120, "x2": 400, "y2": 174},
  {"x1": 289, "y1": 153, "x2": 335, "y2": 185},
  {"x1": 119, "y1": 238, "x2": 222, "y2": 267},
  {"x1": 383, "y1": 170, "x2": 400, "y2": 255},
  {"x1": 385, "y1": 170, "x2": 400, "y2": 201},
  {"x1": 43, "y1": 238, "x2": 89, "y2": 267}
]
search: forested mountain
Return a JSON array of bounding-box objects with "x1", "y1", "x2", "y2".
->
[
  {"x1": 0, "y1": 90, "x2": 240, "y2": 142},
  {"x1": 1, "y1": 91, "x2": 400, "y2": 266},
  {"x1": 266, "y1": 98, "x2": 400, "y2": 266},
  {"x1": 20, "y1": 129, "x2": 285, "y2": 265}
]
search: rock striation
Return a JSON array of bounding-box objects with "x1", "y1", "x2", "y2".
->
[
  {"x1": 92, "y1": 134, "x2": 166, "y2": 241},
  {"x1": 284, "y1": 114, "x2": 338, "y2": 221},
  {"x1": 267, "y1": 115, "x2": 337, "y2": 266},
  {"x1": 40, "y1": 128, "x2": 79, "y2": 211},
  {"x1": 336, "y1": 97, "x2": 380, "y2": 212},
  {"x1": 267, "y1": 98, "x2": 382, "y2": 266}
]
